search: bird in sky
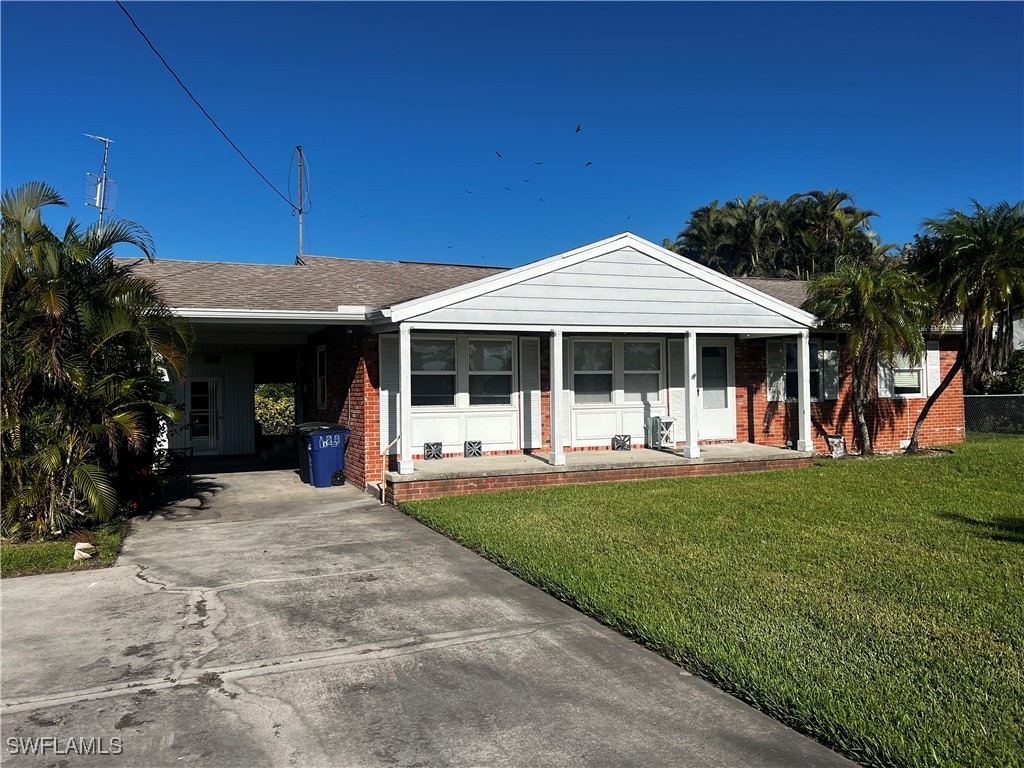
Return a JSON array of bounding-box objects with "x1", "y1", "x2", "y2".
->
[
  {"x1": 539, "y1": 197, "x2": 545, "y2": 202},
  {"x1": 584, "y1": 161, "x2": 593, "y2": 167},
  {"x1": 465, "y1": 189, "x2": 472, "y2": 194},
  {"x1": 576, "y1": 124, "x2": 582, "y2": 133},
  {"x1": 524, "y1": 179, "x2": 531, "y2": 182},
  {"x1": 504, "y1": 186, "x2": 511, "y2": 190},
  {"x1": 495, "y1": 151, "x2": 502, "y2": 158},
  {"x1": 533, "y1": 161, "x2": 543, "y2": 165}
]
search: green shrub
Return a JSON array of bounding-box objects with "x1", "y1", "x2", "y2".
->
[{"x1": 255, "y1": 384, "x2": 295, "y2": 436}]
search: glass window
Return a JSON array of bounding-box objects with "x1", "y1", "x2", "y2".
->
[
  {"x1": 784, "y1": 341, "x2": 820, "y2": 400},
  {"x1": 574, "y1": 341, "x2": 613, "y2": 372},
  {"x1": 624, "y1": 341, "x2": 661, "y2": 402},
  {"x1": 468, "y1": 339, "x2": 513, "y2": 405},
  {"x1": 468, "y1": 340, "x2": 512, "y2": 372},
  {"x1": 892, "y1": 352, "x2": 924, "y2": 396},
  {"x1": 574, "y1": 341, "x2": 613, "y2": 404},
  {"x1": 411, "y1": 340, "x2": 456, "y2": 372},
  {"x1": 623, "y1": 342, "x2": 660, "y2": 371},
  {"x1": 411, "y1": 375, "x2": 456, "y2": 406},
  {"x1": 701, "y1": 346, "x2": 729, "y2": 409},
  {"x1": 469, "y1": 375, "x2": 513, "y2": 405},
  {"x1": 412, "y1": 339, "x2": 456, "y2": 406}
]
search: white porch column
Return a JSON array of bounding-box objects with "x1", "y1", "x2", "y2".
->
[
  {"x1": 796, "y1": 329, "x2": 814, "y2": 452},
  {"x1": 398, "y1": 323, "x2": 414, "y2": 474},
  {"x1": 682, "y1": 331, "x2": 700, "y2": 458},
  {"x1": 549, "y1": 329, "x2": 566, "y2": 466}
]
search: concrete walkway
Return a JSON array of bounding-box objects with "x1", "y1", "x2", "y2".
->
[{"x1": 1, "y1": 471, "x2": 851, "y2": 767}]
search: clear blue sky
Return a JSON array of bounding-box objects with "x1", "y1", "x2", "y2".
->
[{"x1": 2, "y1": 1, "x2": 1022, "y2": 268}]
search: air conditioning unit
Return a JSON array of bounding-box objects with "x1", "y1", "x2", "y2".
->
[{"x1": 646, "y1": 417, "x2": 676, "y2": 449}]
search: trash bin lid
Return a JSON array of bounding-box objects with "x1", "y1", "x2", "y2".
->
[{"x1": 296, "y1": 421, "x2": 339, "y2": 435}]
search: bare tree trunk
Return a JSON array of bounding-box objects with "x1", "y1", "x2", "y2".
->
[
  {"x1": 851, "y1": 368, "x2": 874, "y2": 455},
  {"x1": 906, "y1": 352, "x2": 963, "y2": 453}
]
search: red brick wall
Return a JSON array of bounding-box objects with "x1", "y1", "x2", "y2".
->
[
  {"x1": 301, "y1": 329, "x2": 381, "y2": 490},
  {"x1": 735, "y1": 337, "x2": 965, "y2": 453}
]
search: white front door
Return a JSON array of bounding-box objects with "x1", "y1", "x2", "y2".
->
[
  {"x1": 697, "y1": 338, "x2": 735, "y2": 440},
  {"x1": 188, "y1": 378, "x2": 222, "y2": 454}
]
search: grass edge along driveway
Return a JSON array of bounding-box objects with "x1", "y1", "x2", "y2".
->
[{"x1": 403, "y1": 435, "x2": 1024, "y2": 768}]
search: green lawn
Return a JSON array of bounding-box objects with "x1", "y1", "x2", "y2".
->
[
  {"x1": 404, "y1": 434, "x2": 1024, "y2": 768},
  {"x1": 1, "y1": 520, "x2": 129, "y2": 578}
]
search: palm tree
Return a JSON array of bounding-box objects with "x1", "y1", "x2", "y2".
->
[
  {"x1": 787, "y1": 189, "x2": 878, "y2": 277},
  {"x1": 905, "y1": 200, "x2": 1024, "y2": 451},
  {"x1": 806, "y1": 248, "x2": 932, "y2": 454},
  {"x1": 2, "y1": 182, "x2": 193, "y2": 537}
]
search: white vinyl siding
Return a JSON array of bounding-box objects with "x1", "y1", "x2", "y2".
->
[{"x1": 413, "y1": 248, "x2": 809, "y2": 330}]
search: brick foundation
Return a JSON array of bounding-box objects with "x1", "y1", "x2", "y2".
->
[{"x1": 387, "y1": 456, "x2": 813, "y2": 503}]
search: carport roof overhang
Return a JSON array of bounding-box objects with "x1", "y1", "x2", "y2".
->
[{"x1": 174, "y1": 307, "x2": 373, "y2": 349}]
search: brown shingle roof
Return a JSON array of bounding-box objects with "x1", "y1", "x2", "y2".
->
[
  {"x1": 735, "y1": 278, "x2": 808, "y2": 310},
  {"x1": 118, "y1": 255, "x2": 507, "y2": 312},
  {"x1": 121, "y1": 254, "x2": 810, "y2": 314}
]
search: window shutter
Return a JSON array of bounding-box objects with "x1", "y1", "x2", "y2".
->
[
  {"x1": 877, "y1": 358, "x2": 895, "y2": 399},
  {"x1": 668, "y1": 339, "x2": 687, "y2": 418},
  {"x1": 821, "y1": 339, "x2": 839, "y2": 401},
  {"x1": 766, "y1": 340, "x2": 785, "y2": 402},
  {"x1": 926, "y1": 341, "x2": 941, "y2": 396},
  {"x1": 379, "y1": 334, "x2": 400, "y2": 454},
  {"x1": 562, "y1": 337, "x2": 571, "y2": 447},
  {"x1": 519, "y1": 337, "x2": 542, "y2": 449}
]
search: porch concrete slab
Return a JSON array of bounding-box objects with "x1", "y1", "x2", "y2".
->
[
  {"x1": 389, "y1": 443, "x2": 812, "y2": 482},
  {"x1": 1, "y1": 472, "x2": 851, "y2": 767}
]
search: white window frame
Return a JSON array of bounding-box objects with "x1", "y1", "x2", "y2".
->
[
  {"x1": 889, "y1": 352, "x2": 927, "y2": 398},
  {"x1": 316, "y1": 345, "x2": 327, "y2": 409},
  {"x1": 571, "y1": 337, "x2": 665, "y2": 407},
  {"x1": 623, "y1": 339, "x2": 664, "y2": 404},
  {"x1": 467, "y1": 337, "x2": 515, "y2": 407},
  {"x1": 410, "y1": 336, "x2": 458, "y2": 408},
  {"x1": 410, "y1": 334, "x2": 518, "y2": 410},
  {"x1": 572, "y1": 338, "x2": 615, "y2": 406},
  {"x1": 784, "y1": 339, "x2": 820, "y2": 401}
]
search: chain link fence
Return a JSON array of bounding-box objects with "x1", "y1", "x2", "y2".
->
[{"x1": 964, "y1": 395, "x2": 1024, "y2": 434}]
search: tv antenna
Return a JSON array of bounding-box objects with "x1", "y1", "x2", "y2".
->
[
  {"x1": 84, "y1": 134, "x2": 116, "y2": 230},
  {"x1": 296, "y1": 145, "x2": 306, "y2": 259}
]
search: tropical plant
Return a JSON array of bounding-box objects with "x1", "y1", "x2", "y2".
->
[
  {"x1": 805, "y1": 248, "x2": 933, "y2": 454},
  {"x1": 670, "y1": 189, "x2": 878, "y2": 279},
  {"x1": 1, "y1": 181, "x2": 193, "y2": 538},
  {"x1": 255, "y1": 383, "x2": 296, "y2": 436},
  {"x1": 904, "y1": 200, "x2": 1024, "y2": 451}
]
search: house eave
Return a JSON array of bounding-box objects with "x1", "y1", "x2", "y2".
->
[{"x1": 172, "y1": 306, "x2": 373, "y2": 324}]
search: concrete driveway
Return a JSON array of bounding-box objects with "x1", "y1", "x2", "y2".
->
[{"x1": 1, "y1": 471, "x2": 851, "y2": 767}]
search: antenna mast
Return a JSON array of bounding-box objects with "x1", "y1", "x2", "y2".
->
[
  {"x1": 296, "y1": 145, "x2": 305, "y2": 259},
  {"x1": 84, "y1": 134, "x2": 115, "y2": 231}
]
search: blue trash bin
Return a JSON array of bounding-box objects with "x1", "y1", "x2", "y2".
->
[{"x1": 304, "y1": 427, "x2": 351, "y2": 488}]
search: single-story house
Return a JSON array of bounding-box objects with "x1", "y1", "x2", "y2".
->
[{"x1": 125, "y1": 233, "x2": 964, "y2": 501}]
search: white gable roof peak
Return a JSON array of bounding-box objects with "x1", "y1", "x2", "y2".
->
[{"x1": 384, "y1": 232, "x2": 817, "y2": 328}]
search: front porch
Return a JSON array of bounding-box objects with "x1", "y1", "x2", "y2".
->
[{"x1": 384, "y1": 443, "x2": 813, "y2": 503}]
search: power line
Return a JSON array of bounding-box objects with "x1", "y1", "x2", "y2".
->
[{"x1": 115, "y1": 1, "x2": 296, "y2": 211}]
